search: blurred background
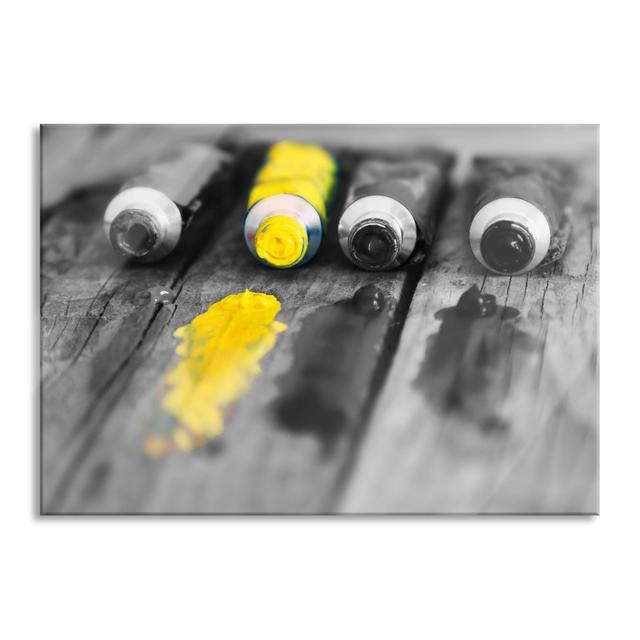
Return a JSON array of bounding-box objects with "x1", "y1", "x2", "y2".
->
[{"x1": 42, "y1": 124, "x2": 597, "y2": 209}]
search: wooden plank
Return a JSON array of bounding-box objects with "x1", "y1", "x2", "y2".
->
[
  {"x1": 338, "y1": 153, "x2": 598, "y2": 514},
  {"x1": 41, "y1": 148, "x2": 237, "y2": 510},
  {"x1": 42, "y1": 126, "x2": 598, "y2": 515},
  {"x1": 42, "y1": 148, "x2": 441, "y2": 514}
]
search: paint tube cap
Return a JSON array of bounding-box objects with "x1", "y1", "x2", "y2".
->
[
  {"x1": 480, "y1": 220, "x2": 535, "y2": 274},
  {"x1": 349, "y1": 220, "x2": 400, "y2": 270},
  {"x1": 109, "y1": 209, "x2": 159, "y2": 258},
  {"x1": 255, "y1": 215, "x2": 308, "y2": 268}
]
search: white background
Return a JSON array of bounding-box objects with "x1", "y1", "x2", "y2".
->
[{"x1": 1, "y1": 1, "x2": 638, "y2": 638}]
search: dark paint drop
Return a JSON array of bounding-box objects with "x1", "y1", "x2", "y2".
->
[
  {"x1": 352, "y1": 284, "x2": 386, "y2": 314},
  {"x1": 455, "y1": 284, "x2": 497, "y2": 318},
  {"x1": 415, "y1": 285, "x2": 534, "y2": 435},
  {"x1": 274, "y1": 285, "x2": 391, "y2": 454}
]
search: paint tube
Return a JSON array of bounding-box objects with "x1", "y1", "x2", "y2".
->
[
  {"x1": 104, "y1": 143, "x2": 230, "y2": 262},
  {"x1": 244, "y1": 141, "x2": 338, "y2": 268},
  {"x1": 338, "y1": 151, "x2": 452, "y2": 270},
  {"x1": 469, "y1": 156, "x2": 575, "y2": 275}
]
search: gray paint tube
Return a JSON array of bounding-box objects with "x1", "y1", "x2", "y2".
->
[
  {"x1": 469, "y1": 156, "x2": 575, "y2": 275},
  {"x1": 104, "y1": 144, "x2": 231, "y2": 262},
  {"x1": 338, "y1": 150, "x2": 453, "y2": 270}
]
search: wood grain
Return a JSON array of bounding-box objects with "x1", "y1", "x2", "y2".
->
[
  {"x1": 41, "y1": 148, "x2": 433, "y2": 513},
  {"x1": 41, "y1": 158, "x2": 236, "y2": 510},
  {"x1": 338, "y1": 155, "x2": 598, "y2": 514},
  {"x1": 40, "y1": 126, "x2": 598, "y2": 515}
]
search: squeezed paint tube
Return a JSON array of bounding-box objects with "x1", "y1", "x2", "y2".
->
[
  {"x1": 338, "y1": 151, "x2": 452, "y2": 270},
  {"x1": 104, "y1": 143, "x2": 230, "y2": 262},
  {"x1": 244, "y1": 141, "x2": 338, "y2": 268},
  {"x1": 469, "y1": 156, "x2": 575, "y2": 275}
]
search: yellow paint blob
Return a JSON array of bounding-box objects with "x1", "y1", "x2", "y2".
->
[
  {"x1": 247, "y1": 142, "x2": 337, "y2": 267},
  {"x1": 255, "y1": 215, "x2": 308, "y2": 267},
  {"x1": 143, "y1": 290, "x2": 287, "y2": 457}
]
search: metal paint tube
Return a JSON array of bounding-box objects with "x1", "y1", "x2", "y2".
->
[
  {"x1": 338, "y1": 151, "x2": 452, "y2": 270},
  {"x1": 104, "y1": 144, "x2": 230, "y2": 262},
  {"x1": 469, "y1": 156, "x2": 574, "y2": 275},
  {"x1": 244, "y1": 141, "x2": 338, "y2": 268}
]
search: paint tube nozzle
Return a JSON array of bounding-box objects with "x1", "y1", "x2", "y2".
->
[
  {"x1": 348, "y1": 219, "x2": 400, "y2": 270},
  {"x1": 480, "y1": 220, "x2": 535, "y2": 274},
  {"x1": 109, "y1": 209, "x2": 159, "y2": 259}
]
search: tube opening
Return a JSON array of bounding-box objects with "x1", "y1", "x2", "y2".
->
[
  {"x1": 254, "y1": 215, "x2": 308, "y2": 268},
  {"x1": 124, "y1": 223, "x2": 151, "y2": 251},
  {"x1": 349, "y1": 220, "x2": 400, "y2": 270},
  {"x1": 480, "y1": 220, "x2": 535, "y2": 274},
  {"x1": 110, "y1": 210, "x2": 158, "y2": 258}
]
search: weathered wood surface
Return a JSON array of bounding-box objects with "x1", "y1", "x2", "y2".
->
[
  {"x1": 339, "y1": 156, "x2": 598, "y2": 513},
  {"x1": 41, "y1": 161, "x2": 237, "y2": 510},
  {"x1": 41, "y1": 142, "x2": 426, "y2": 513},
  {"x1": 40, "y1": 125, "x2": 598, "y2": 514}
]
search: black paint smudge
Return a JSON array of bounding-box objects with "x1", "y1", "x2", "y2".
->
[
  {"x1": 352, "y1": 284, "x2": 387, "y2": 314},
  {"x1": 274, "y1": 285, "x2": 389, "y2": 454},
  {"x1": 415, "y1": 285, "x2": 535, "y2": 433},
  {"x1": 455, "y1": 284, "x2": 498, "y2": 318}
]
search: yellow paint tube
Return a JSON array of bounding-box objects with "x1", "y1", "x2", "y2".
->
[
  {"x1": 244, "y1": 141, "x2": 338, "y2": 268},
  {"x1": 143, "y1": 290, "x2": 287, "y2": 457}
]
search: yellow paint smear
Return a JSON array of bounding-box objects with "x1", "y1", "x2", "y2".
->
[{"x1": 143, "y1": 290, "x2": 287, "y2": 457}]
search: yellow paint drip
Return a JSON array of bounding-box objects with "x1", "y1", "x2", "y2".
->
[{"x1": 143, "y1": 290, "x2": 287, "y2": 457}]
